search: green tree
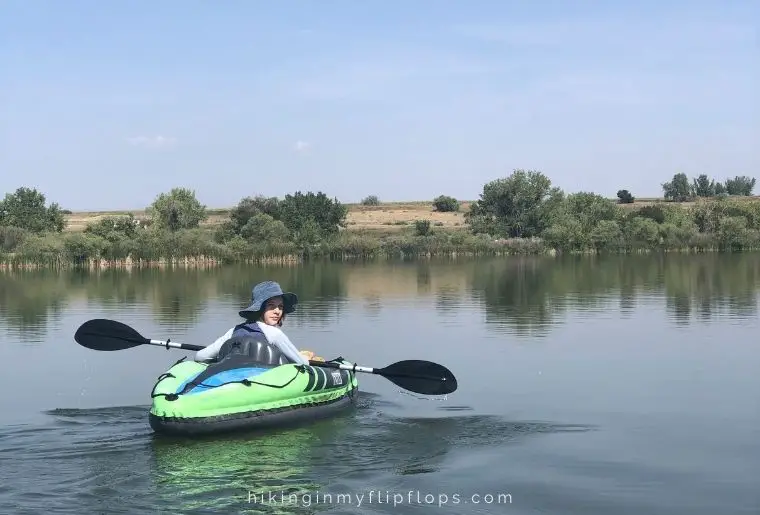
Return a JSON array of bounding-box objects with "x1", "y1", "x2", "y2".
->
[
  {"x1": 277, "y1": 191, "x2": 348, "y2": 237},
  {"x1": 724, "y1": 176, "x2": 756, "y2": 196},
  {"x1": 662, "y1": 173, "x2": 692, "y2": 202},
  {"x1": 0, "y1": 187, "x2": 66, "y2": 233},
  {"x1": 465, "y1": 169, "x2": 564, "y2": 237},
  {"x1": 692, "y1": 174, "x2": 717, "y2": 197},
  {"x1": 146, "y1": 188, "x2": 208, "y2": 231}
]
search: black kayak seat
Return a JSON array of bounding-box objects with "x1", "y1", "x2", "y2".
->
[{"x1": 215, "y1": 332, "x2": 294, "y2": 366}]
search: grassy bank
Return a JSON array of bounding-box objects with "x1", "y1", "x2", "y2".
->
[
  {"x1": 0, "y1": 227, "x2": 547, "y2": 270},
  {"x1": 0, "y1": 224, "x2": 758, "y2": 270}
]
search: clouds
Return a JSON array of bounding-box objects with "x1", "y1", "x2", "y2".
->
[
  {"x1": 293, "y1": 140, "x2": 311, "y2": 153},
  {"x1": 126, "y1": 135, "x2": 177, "y2": 149}
]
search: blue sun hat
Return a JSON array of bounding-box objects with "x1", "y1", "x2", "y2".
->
[{"x1": 238, "y1": 281, "x2": 298, "y2": 318}]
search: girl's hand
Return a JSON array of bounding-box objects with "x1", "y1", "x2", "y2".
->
[{"x1": 300, "y1": 350, "x2": 324, "y2": 362}]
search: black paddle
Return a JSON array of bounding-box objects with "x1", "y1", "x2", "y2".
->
[{"x1": 74, "y1": 318, "x2": 458, "y2": 395}]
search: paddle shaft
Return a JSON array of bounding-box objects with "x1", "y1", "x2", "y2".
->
[
  {"x1": 145, "y1": 338, "x2": 204, "y2": 352},
  {"x1": 312, "y1": 360, "x2": 449, "y2": 383}
]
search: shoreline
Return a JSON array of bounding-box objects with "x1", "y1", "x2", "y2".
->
[
  {"x1": 0, "y1": 230, "x2": 752, "y2": 271},
  {"x1": 5, "y1": 195, "x2": 760, "y2": 270}
]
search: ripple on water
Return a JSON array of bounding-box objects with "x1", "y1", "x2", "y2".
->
[
  {"x1": 0, "y1": 395, "x2": 599, "y2": 514},
  {"x1": 0, "y1": 406, "x2": 159, "y2": 514}
]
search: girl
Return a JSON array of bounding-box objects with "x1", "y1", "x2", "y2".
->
[{"x1": 194, "y1": 281, "x2": 322, "y2": 363}]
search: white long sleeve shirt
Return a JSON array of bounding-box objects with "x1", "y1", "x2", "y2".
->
[{"x1": 194, "y1": 321, "x2": 309, "y2": 365}]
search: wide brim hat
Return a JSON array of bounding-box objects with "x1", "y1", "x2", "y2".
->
[{"x1": 238, "y1": 280, "x2": 298, "y2": 318}]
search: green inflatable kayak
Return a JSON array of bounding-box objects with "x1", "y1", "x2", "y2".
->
[
  {"x1": 72, "y1": 318, "x2": 458, "y2": 436},
  {"x1": 148, "y1": 342, "x2": 359, "y2": 435}
]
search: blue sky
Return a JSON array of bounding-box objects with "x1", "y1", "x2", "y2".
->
[{"x1": 1, "y1": 0, "x2": 757, "y2": 211}]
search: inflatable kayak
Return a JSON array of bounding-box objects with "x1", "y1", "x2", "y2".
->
[{"x1": 148, "y1": 338, "x2": 359, "y2": 435}]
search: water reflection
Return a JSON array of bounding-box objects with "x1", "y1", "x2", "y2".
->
[
  {"x1": 150, "y1": 424, "x2": 335, "y2": 514},
  {"x1": 3, "y1": 254, "x2": 760, "y2": 340},
  {"x1": 0, "y1": 269, "x2": 69, "y2": 341},
  {"x1": 468, "y1": 254, "x2": 760, "y2": 335}
]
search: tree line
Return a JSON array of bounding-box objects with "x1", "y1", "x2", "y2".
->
[
  {"x1": 464, "y1": 170, "x2": 760, "y2": 252},
  {"x1": 1, "y1": 168, "x2": 759, "y2": 266}
]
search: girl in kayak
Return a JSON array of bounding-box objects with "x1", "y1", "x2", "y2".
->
[{"x1": 194, "y1": 280, "x2": 322, "y2": 363}]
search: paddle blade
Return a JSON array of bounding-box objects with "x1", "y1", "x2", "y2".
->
[
  {"x1": 74, "y1": 319, "x2": 150, "y2": 351},
  {"x1": 376, "y1": 360, "x2": 458, "y2": 395}
]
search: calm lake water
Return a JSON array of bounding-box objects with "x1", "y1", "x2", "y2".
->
[{"x1": 0, "y1": 254, "x2": 758, "y2": 514}]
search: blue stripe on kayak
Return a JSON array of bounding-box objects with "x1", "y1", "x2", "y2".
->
[{"x1": 176, "y1": 367, "x2": 270, "y2": 395}]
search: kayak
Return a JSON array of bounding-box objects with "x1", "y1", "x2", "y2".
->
[
  {"x1": 72, "y1": 319, "x2": 455, "y2": 438},
  {"x1": 148, "y1": 355, "x2": 359, "y2": 435}
]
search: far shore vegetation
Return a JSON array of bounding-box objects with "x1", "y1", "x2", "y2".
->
[{"x1": 1, "y1": 170, "x2": 759, "y2": 269}]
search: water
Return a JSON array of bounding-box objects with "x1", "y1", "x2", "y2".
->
[{"x1": 0, "y1": 254, "x2": 758, "y2": 514}]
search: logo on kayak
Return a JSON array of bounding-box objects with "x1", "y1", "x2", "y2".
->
[{"x1": 331, "y1": 371, "x2": 343, "y2": 385}]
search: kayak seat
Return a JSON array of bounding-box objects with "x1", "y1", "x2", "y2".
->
[
  {"x1": 215, "y1": 332, "x2": 295, "y2": 366},
  {"x1": 176, "y1": 334, "x2": 295, "y2": 395}
]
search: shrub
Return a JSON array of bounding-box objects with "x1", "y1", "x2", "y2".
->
[
  {"x1": 229, "y1": 195, "x2": 280, "y2": 233},
  {"x1": 622, "y1": 217, "x2": 661, "y2": 248},
  {"x1": 63, "y1": 232, "x2": 107, "y2": 264},
  {"x1": 240, "y1": 213, "x2": 290, "y2": 243},
  {"x1": 590, "y1": 220, "x2": 624, "y2": 250},
  {"x1": 414, "y1": 219, "x2": 432, "y2": 236},
  {"x1": 0, "y1": 226, "x2": 28, "y2": 252},
  {"x1": 360, "y1": 195, "x2": 380, "y2": 206},
  {"x1": 616, "y1": 189, "x2": 634, "y2": 203},
  {"x1": 433, "y1": 195, "x2": 460, "y2": 212},
  {"x1": 84, "y1": 214, "x2": 139, "y2": 240}
]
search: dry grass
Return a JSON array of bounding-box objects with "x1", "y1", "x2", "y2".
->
[
  {"x1": 63, "y1": 202, "x2": 475, "y2": 233},
  {"x1": 63, "y1": 196, "x2": 760, "y2": 232},
  {"x1": 344, "y1": 201, "x2": 473, "y2": 232},
  {"x1": 616, "y1": 195, "x2": 760, "y2": 210}
]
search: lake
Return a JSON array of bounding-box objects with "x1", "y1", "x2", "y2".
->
[{"x1": 0, "y1": 254, "x2": 758, "y2": 514}]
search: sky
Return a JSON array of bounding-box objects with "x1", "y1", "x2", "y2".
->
[{"x1": 1, "y1": 0, "x2": 758, "y2": 211}]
